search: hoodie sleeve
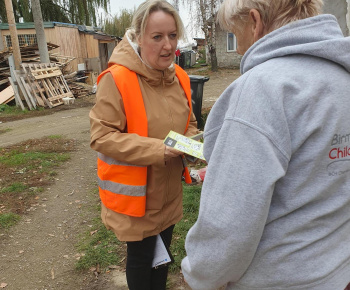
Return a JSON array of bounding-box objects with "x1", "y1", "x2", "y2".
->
[
  {"x1": 89, "y1": 73, "x2": 165, "y2": 166},
  {"x1": 181, "y1": 119, "x2": 288, "y2": 289}
]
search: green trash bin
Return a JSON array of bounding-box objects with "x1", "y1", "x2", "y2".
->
[{"x1": 189, "y1": 75, "x2": 209, "y2": 128}]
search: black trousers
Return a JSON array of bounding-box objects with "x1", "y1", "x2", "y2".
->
[{"x1": 126, "y1": 225, "x2": 175, "y2": 290}]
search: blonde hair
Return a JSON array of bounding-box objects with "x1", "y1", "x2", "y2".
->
[
  {"x1": 217, "y1": 0, "x2": 323, "y2": 33},
  {"x1": 129, "y1": 0, "x2": 185, "y2": 40}
]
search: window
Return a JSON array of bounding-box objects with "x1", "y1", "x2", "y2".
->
[
  {"x1": 5, "y1": 34, "x2": 38, "y2": 48},
  {"x1": 227, "y1": 33, "x2": 237, "y2": 52}
]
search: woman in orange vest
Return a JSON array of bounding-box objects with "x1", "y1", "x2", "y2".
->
[{"x1": 89, "y1": 1, "x2": 198, "y2": 289}]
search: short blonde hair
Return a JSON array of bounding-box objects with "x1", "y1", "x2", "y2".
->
[
  {"x1": 130, "y1": 0, "x2": 185, "y2": 40},
  {"x1": 217, "y1": 0, "x2": 323, "y2": 33}
]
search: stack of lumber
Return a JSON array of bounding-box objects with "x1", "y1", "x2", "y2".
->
[
  {"x1": 4, "y1": 63, "x2": 74, "y2": 110},
  {"x1": 0, "y1": 51, "x2": 10, "y2": 91},
  {"x1": 19, "y1": 42, "x2": 59, "y2": 61},
  {"x1": 0, "y1": 85, "x2": 15, "y2": 105},
  {"x1": 68, "y1": 83, "x2": 90, "y2": 98},
  {"x1": 0, "y1": 43, "x2": 75, "y2": 91}
]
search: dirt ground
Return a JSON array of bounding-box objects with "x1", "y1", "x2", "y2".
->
[{"x1": 0, "y1": 68, "x2": 240, "y2": 290}]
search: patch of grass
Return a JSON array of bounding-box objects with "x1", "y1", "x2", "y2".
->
[
  {"x1": 0, "y1": 151, "x2": 70, "y2": 168},
  {"x1": 0, "y1": 182, "x2": 28, "y2": 193},
  {"x1": 0, "y1": 95, "x2": 95, "y2": 123},
  {"x1": 48, "y1": 135, "x2": 63, "y2": 139},
  {"x1": 0, "y1": 213, "x2": 21, "y2": 229},
  {"x1": 74, "y1": 183, "x2": 202, "y2": 276},
  {"x1": 0, "y1": 128, "x2": 11, "y2": 134},
  {"x1": 0, "y1": 136, "x2": 76, "y2": 228},
  {"x1": 170, "y1": 183, "x2": 201, "y2": 272},
  {"x1": 0, "y1": 104, "x2": 26, "y2": 114},
  {"x1": 76, "y1": 216, "x2": 122, "y2": 271}
]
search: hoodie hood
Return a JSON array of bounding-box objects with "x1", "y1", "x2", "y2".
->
[
  {"x1": 241, "y1": 14, "x2": 350, "y2": 74},
  {"x1": 108, "y1": 30, "x2": 176, "y2": 86}
]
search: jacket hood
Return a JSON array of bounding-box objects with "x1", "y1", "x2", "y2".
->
[
  {"x1": 241, "y1": 14, "x2": 350, "y2": 74},
  {"x1": 108, "y1": 30, "x2": 176, "y2": 85}
]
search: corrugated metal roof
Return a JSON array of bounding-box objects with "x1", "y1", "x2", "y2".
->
[
  {"x1": 0, "y1": 22, "x2": 55, "y2": 30},
  {"x1": 0, "y1": 21, "x2": 121, "y2": 40}
]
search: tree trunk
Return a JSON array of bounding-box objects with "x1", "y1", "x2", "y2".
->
[
  {"x1": 209, "y1": 45, "x2": 218, "y2": 71},
  {"x1": 83, "y1": 0, "x2": 90, "y2": 26},
  {"x1": 4, "y1": 0, "x2": 22, "y2": 69},
  {"x1": 31, "y1": 0, "x2": 50, "y2": 63}
]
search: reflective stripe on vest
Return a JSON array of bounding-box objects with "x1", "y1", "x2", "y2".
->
[{"x1": 96, "y1": 64, "x2": 192, "y2": 217}]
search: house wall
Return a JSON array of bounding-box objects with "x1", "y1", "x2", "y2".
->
[
  {"x1": 323, "y1": 0, "x2": 349, "y2": 36},
  {"x1": 214, "y1": 0, "x2": 349, "y2": 68},
  {"x1": 216, "y1": 26, "x2": 242, "y2": 69}
]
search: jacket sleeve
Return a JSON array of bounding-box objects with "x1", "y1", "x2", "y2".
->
[
  {"x1": 89, "y1": 72, "x2": 165, "y2": 166},
  {"x1": 184, "y1": 110, "x2": 199, "y2": 137},
  {"x1": 181, "y1": 120, "x2": 288, "y2": 289}
]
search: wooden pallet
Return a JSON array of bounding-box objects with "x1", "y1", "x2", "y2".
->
[{"x1": 21, "y1": 63, "x2": 73, "y2": 108}]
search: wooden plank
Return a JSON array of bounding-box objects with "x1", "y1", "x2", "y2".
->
[
  {"x1": 3, "y1": 96, "x2": 15, "y2": 104},
  {"x1": 20, "y1": 76, "x2": 38, "y2": 107},
  {"x1": 30, "y1": 65, "x2": 62, "y2": 79},
  {"x1": 23, "y1": 78, "x2": 45, "y2": 107},
  {"x1": 0, "y1": 85, "x2": 14, "y2": 104},
  {"x1": 8, "y1": 77, "x2": 25, "y2": 110},
  {"x1": 33, "y1": 80, "x2": 52, "y2": 108},
  {"x1": 13, "y1": 70, "x2": 35, "y2": 110},
  {"x1": 21, "y1": 63, "x2": 47, "y2": 108}
]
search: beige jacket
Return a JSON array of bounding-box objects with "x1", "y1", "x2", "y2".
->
[{"x1": 89, "y1": 32, "x2": 198, "y2": 241}]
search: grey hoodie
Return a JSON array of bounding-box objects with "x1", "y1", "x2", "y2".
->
[{"x1": 181, "y1": 15, "x2": 350, "y2": 290}]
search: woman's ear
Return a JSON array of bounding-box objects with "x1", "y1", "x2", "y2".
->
[
  {"x1": 137, "y1": 35, "x2": 142, "y2": 48},
  {"x1": 249, "y1": 9, "x2": 265, "y2": 42}
]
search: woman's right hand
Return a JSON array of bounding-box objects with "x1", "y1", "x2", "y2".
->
[{"x1": 164, "y1": 146, "x2": 183, "y2": 162}]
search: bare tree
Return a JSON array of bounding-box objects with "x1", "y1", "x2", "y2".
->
[{"x1": 173, "y1": 0, "x2": 223, "y2": 71}]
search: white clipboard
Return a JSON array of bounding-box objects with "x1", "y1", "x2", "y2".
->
[{"x1": 152, "y1": 234, "x2": 174, "y2": 269}]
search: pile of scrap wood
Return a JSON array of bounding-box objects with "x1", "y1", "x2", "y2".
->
[
  {"x1": 2, "y1": 63, "x2": 74, "y2": 110},
  {"x1": 0, "y1": 42, "x2": 75, "y2": 91}
]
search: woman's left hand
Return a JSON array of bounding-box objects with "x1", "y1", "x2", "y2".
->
[{"x1": 164, "y1": 146, "x2": 183, "y2": 161}]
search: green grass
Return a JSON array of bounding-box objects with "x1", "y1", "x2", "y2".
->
[
  {"x1": 0, "y1": 151, "x2": 70, "y2": 169},
  {"x1": 74, "y1": 183, "x2": 202, "y2": 274},
  {"x1": 48, "y1": 135, "x2": 63, "y2": 139},
  {"x1": 0, "y1": 104, "x2": 44, "y2": 115},
  {"x1": 75, "y1": 215, "x2": 121, "y2": 270},
  {"x1": 0, "y1": 213, "x2": 21, "y2": 229},
  {"x1": 0, "y1": 182, "x2": 28, "y2": 193},
  {"x1": 0, "y1": 136, "x2": 75, "y2": 231},
  {"x1": 0, "y1": 128, "x2": 11, "y2": 134},
  {"x1": 170, "y1": 183, "x2": 201, "y2": 272}
]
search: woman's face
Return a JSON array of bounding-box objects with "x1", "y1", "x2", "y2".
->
[
  {"x1": 232, "y1": 9, "x2": 265, "y2": 55},
  {"x1": 232, "y1": 22, "x2": 255, "y2": 55},
  {"x1": 138, "y1": 10, "x2": 178, "y2": 71}
]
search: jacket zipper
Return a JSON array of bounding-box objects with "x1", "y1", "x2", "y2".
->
[{"x1": 161, "y1": 71, "x2": 173, "y2": 229}]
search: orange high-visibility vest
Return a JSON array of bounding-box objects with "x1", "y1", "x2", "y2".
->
[{"x1": 96, "y1": 64, "x2": 193, "y2": 217}]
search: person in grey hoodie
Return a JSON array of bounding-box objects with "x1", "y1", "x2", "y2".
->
[{"x1": 181, "y1": 0, "x2": 350, "y2": 289}]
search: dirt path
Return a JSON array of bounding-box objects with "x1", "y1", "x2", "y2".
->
[
  {"x1": 0, "y1": 69, "x2": 240, "y2": 290},
  {"x1": 0, "y1": 107, "x2": 102, "y2": 289}
]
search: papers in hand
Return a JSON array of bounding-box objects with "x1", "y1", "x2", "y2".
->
[
  {"x1": 152, "y1": 234, "x2": 173, "y2": 269},
  {"x1": 164, "y1": 131, "x2": 205, "y2": 160}
]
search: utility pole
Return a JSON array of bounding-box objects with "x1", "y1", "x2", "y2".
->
[
  {"x1": 4, "y1": 0, "x2": 22, "y2": 69},
  {"x1": 31, "y1": 0, "x2": 50, "y2": 63}
]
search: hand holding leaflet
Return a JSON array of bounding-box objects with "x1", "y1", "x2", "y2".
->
[{"x1": 163, "y1": 131, "x2": 205, "y2": 160}]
